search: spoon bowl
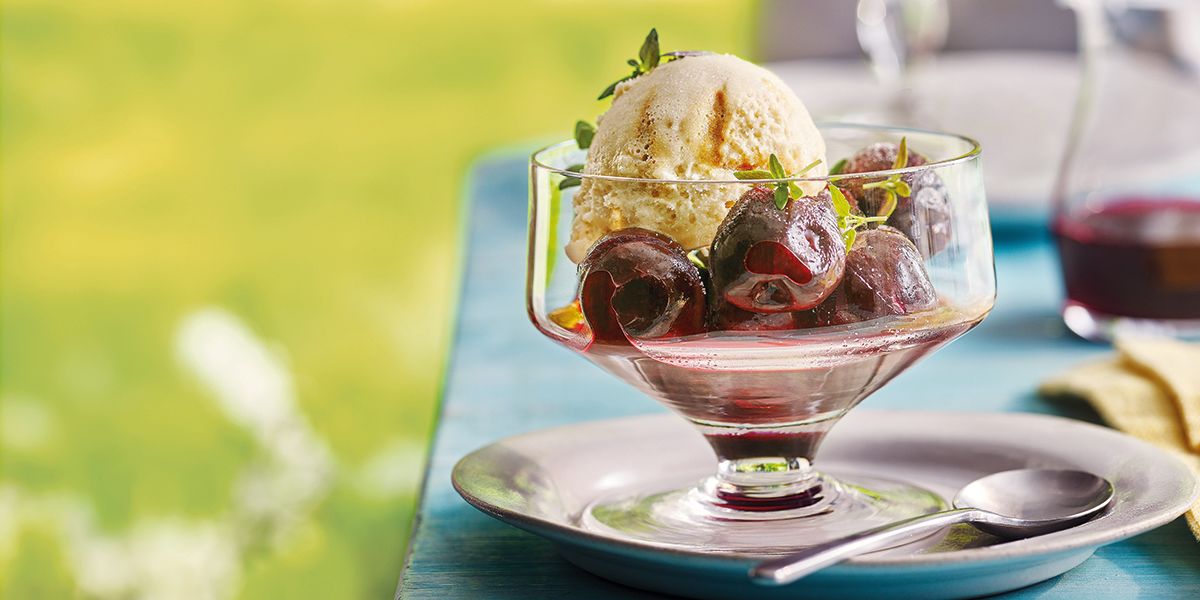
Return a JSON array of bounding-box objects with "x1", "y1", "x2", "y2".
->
[{"x1": 954, "y1": 468, "x2": 1114, "y2": 537}]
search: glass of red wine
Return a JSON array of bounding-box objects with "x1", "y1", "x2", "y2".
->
[
  {"x1": 1054, "y1": 0, "x2": 1200, "y2": 341},
  {"x1": 527, "y1": 124, "x2": 994, "y2": 553}
]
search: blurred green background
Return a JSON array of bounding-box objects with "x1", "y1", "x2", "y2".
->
[{"x1": 0, "y1": 0, "x2": 755, "y2": 596}]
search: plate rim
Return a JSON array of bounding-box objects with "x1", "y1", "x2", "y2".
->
[{"x1": 452, "y1": 410, "x2": 1199, "y2": 567}]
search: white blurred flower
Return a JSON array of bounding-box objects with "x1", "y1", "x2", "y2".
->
[
  {"x1": 0, "y1": 307, "x2": 344, "y2": 599},
  {"x1": 71, "y1": 519, "x2": 240, "y2": 600},
  {"x1": 0, "y1": 396, "x2": 55, "y2": 452},
  {"x1": 176, "y1": 307, "x2": 334, "y2": 551}
]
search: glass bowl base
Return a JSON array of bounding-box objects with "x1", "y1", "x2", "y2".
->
[
  {"x1": 580, "y1": 472, "x2": 947, "y2": 555},
  {"x1": 1062, "y1": 301, "x2": 1200, "y2": 342}
]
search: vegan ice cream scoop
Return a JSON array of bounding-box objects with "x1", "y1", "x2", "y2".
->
[{"x1": 566, "y1": 53, "x2": 827, "y2": 263}]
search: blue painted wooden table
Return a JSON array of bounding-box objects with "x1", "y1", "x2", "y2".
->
[{"x1": 397, "y1": 155, "x2": 1200, "y2": 599}]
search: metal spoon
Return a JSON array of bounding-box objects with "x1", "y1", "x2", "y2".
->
[{"x1": 750, "y1": 469, "x2": 1114, "y2": 586}]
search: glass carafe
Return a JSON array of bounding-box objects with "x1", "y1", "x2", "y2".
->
[{"x1": 1054, "y1": 0, "x2": 1200, "y2": 341}]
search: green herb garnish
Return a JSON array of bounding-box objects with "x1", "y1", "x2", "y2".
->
[
  {"x1": 733, "y1": 169, "x2": 773, "y2": 180},
  {"x1": 598, "y1": 28, "x2": 662, "y2": 100},
  {"x1": 828, "y1": 158, "x2": 847, "y2": 175},
  {"x1": 558, "y1": 163, "x2": 585, "y2": 190},
  {"x1": 574, "y1": 121, "x2": 595, "y2": 149},
  {"x1": 639, "y1": 29, "x2": 661, "y2": 70},
  {"x1": 859, "y1": 137, "x2": 912, "y2": 218},
  {"x1": 734, "y1": 154, "x2": 822, "y2": 210},
  {"x1": 829, "y1": 184, "x2": 888, "y2": 251}
]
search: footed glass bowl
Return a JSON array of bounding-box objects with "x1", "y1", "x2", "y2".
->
[{"x1": 527, "y1": 124, "x2": 994, "y2": 553}]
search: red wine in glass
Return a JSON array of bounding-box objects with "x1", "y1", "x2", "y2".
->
[{"x1": 1054, "y1": 198, "x2": 1200, "y2": 335}]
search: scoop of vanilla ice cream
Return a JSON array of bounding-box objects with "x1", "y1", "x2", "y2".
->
[{"x1": 566, "y1": 53, "x2": 827, "y2": 263}]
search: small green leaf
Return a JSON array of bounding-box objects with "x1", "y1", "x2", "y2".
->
[
  {"x1": 794, "y1": 158, "x2": 823, "y2": 176},
  {"x1": 640, "y1": 28, "x2": 660, "y2": 70},
  {"x1": 574, "y1": 122, "x2": 595, "y2": 149},
  {"x1": 894, "y1": 179, "x2": 912, "y2": 197},
  {"x1": 774, "y1": 184, "x2": 789, "y2": 210},
  {"x1": 768, "y1": 154, "x2": 786, "y2": 179},
  {"x1": 893, "y1": 137, "x2": 908, "y2": 170},
  {"x1": 788, "y1": 181, "x2": 803, "y2": 198},
  {"x1": 687, "y1": 248, "x2": 708, "y2": 271},
  {"x1": 733, "y1": 169, "x2": 773, "y2": 180},
  {"x1": 829, "y1": 158, "x2": 847, "y2": 175},
  {"x1": 597, "y1": 80, "x2": 619, "y2": 100},
  {"x1": 843, "y1": 228, "x2": 857, "y2": 250},
  {"x1": 848, "y1": 214, "x2": 887, "y2": 228},
  {"x1": 627, "y1": 59, "x2": 640, "y2": 68},
  {"x1": 879, "y1": 192, "x2": 898, "y2": 218},
  {"x1": 558, "y1": 164, "x2": 585, "y2": 190},
  {"x1": 598, "y1": 73, "x2": 636, "y2": 100},
  {"x1": 829, "y1": 185, "x2": 851, "y2": 218}
]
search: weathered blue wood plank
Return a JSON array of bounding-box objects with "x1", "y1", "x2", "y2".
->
[{"x1": 397, "y1": 154, "x2": 1200, "y2": 599}]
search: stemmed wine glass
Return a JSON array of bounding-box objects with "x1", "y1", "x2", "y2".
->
[
  {"x1": 855, "y1": 0, "x2": 949, "y2": 126},
  {"x1": 527, "y1": 124, "x2": 994, "y2": 553}
]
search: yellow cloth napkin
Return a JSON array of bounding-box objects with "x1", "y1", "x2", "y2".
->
[{"x1": 1039, "y1": 338, "x2": 1200, "y2": 541}]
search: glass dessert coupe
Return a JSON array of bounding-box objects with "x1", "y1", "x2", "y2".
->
[{"x1": 527, "y1": 124, "x2": 995, "y2": 554}]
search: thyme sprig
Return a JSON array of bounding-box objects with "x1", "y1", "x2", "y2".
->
[
  {"x1": 598, "y1": 28, "x2": 662, "y2": 100},
  {"x1": 828, "y1": 184, "x2": 887, "y2": 250},
  {"x1": 734, "y1": 154, "x2": 822, "y2": 210},
  {"x1": 859, "y1": 137, "x2": 912, "y2": 218}
]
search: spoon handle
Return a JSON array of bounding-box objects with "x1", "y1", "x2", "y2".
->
[{"x1": 749, "y1": 507, "x2": 986, "y2": 586}]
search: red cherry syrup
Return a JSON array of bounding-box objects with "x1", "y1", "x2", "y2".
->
[{"x1": 1054, "y1": 198, "x2": 1200, "y2": 320}]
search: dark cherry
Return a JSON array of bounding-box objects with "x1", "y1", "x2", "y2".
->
[
  {"x1": 577, "y1": 227, "x2": 707, "y2": 345},
  {"x1": 709, "y1": 302, "x2": 807, "y2": 332},
  {"x1": 813, "y1": 226, "x2": 937, "y2": 325},
  {"x1": 840, "y1": 142, "x2": 952, "y2": 257},
  {"x1": 709, "y1": 187, "x2": 846, "y2": 320}
]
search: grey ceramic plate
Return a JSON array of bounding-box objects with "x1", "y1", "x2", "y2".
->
[{"x1": 452, "y1": 411, "x2": 1198, "y2": 600}]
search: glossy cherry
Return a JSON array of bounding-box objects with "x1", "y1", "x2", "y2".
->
[
  {"x1": 840, "y1": 142, "x2": 952, "y2": 257},
  {"x1": 709, "y1": 302, "x2": 808, "y2": 332},
  {"x1": 814, "y1": 226, "x2": 937, "y2": 325},
  {"x1": 577, "y1": 228, "x2": 707, "y2": 345},
  {"x1": 709, "y1": 187, "x2": 846, "y2": 321}
]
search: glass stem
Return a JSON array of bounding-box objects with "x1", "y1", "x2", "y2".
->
[{"x1": 695, "y1": 420, "x2": 838, "y2": 512}]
